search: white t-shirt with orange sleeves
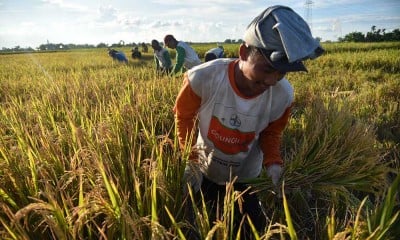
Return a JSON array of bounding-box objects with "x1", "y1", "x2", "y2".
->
[
  {"x1": 177, "y1": 41, "x2": 202, "y2": 69},
  {"x1": 175, "y1": 58, "x2": 293, "y2": 184}
]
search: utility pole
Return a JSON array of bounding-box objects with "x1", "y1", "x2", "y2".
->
[{"x1": 305, "y1": 0, "x2": 314, "y2": 32}]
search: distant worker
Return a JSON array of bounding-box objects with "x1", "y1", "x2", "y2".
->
[
  {"x1": 204, "y1": 45, "x2": 225, "y2": 62},
  {"x1": 151, "y1": 39, "x2": 172, "y2": 74},
  {"x1": 164, "y1": 34, "x2": 202, "y2": 75},
  {"x1": 108, "y1": 48, "x2": 128, "y2": 63},
  {"x1": 141, "y1": 42, "x2": 148, "y2": 53},
  {"x1": 131, "y1": 47, "x2": 142, "y2": 59}
]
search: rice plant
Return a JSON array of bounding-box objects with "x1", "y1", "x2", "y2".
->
[{"x1": 0, "y1": 42, "x2": 399, "y2": 239}]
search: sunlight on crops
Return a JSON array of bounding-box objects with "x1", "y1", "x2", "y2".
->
[{"x1": 0, "y1": 42, "x2": 399, "y2": 239}]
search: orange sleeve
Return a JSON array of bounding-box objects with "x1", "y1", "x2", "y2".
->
[
  {"x1": 173, "y1": 74, "x2": 202, "y2": 151},
  {"x1": 259, "y1": 106, "x2": 292, "y2": 167}
]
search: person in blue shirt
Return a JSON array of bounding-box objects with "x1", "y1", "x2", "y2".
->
[{"x1": 108, "y1": 48, "x2": 128, "y2": 63}]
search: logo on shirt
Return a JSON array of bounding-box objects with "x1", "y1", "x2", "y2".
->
[
  {"x1": 208, "y1": 116, "x2": 255, "y2": 155},
  {"x1": 229, "y1": 114, "x2": 241, "y2": 127}
]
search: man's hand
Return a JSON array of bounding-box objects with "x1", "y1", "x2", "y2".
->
[
  {"x1": 267, "y1": 164, "x2": 282, "y2": 186},
  {"x1": 182, "y1": 161, "x2": 203, "y2": 196}
]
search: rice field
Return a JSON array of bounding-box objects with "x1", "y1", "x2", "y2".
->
[{"x1": 0, "y1": 42, "x2": 399, "y2": 239}]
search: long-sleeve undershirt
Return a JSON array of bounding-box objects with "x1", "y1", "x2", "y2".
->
[
  {"x1": 174, "y1": 75, "x2": 291, "y2": 167},
  {"x1": 173, "y1": 46, "x2": 186, "y2": 74}
]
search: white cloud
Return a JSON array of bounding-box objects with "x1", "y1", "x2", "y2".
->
[
  {"x1": 20, "y1": 21, "x2": 36, "y2": 27},
  {"x1": 153, "y1": 0, "x2": 253, "y2": 6},
  {"x1": 1, "y1": 1, "x2": 399, "y2": 47},
  {"x1": 312, "y1": 0, "x2": 365, "y2": 9},
  {"x1": 41, "y1": 0, "x2": 88, "y2": 12},
  {"x1": 97, "y1": 5, "x2": 118, "y2": 22},
  {"x1": 313, "y1": 26, "x2": 333, "y2": 33},
  {"x1": 150, "y1": 20, "x2": 172, "y2": 28},
  {"x1": 119, "y1": 17, "x2": 142, "y2": 27}
]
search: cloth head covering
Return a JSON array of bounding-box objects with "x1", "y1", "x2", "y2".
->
[{"x1": 243, "y1": 5, "x2": 324, "y2": 72}]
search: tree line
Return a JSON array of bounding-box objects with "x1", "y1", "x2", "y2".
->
[
  {"x1": 1, "y1": 26, "x2": 399, "y2": 53},
  {"x1": 0, "y1": 41, "x2": 147, "y2": 53},
  {"x1": 338, "y1": 26, "x2": 400, "y2": 42}
]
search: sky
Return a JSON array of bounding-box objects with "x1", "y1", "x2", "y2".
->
[{"x1": 0, "y1": 0, "x2": 399, "y2": 49}]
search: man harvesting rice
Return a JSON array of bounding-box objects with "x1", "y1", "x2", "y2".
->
[{"x1": 174, "y1": 5, "x2": 324, "y2": 238}]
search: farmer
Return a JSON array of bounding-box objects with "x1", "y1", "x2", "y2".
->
[
  {"x1": 131, "y1": 46, "x2": 142, "y2": 59},
  {"x1": 163, "y1": 34, "x2": 202, "y2": 75},
  {"x1": 151, "y1": 39, "x2": 172, "y2": 74},
  {"x1": 174, "y1": 5, "x2": 324, "y2": 238},
  {"x1": 108, "y1": 48, "x2": 128, "y2": 63},
  {"x1": 141, "y1": 42, "x2": 148, "y2": 53},
  {"x1": 204, "y1": 45, "x2": 225, "y2": 62}
]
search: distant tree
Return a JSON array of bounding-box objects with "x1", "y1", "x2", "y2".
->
[
  {"x1": 97, "y1": 43, "x2": 108, "y2": 48},
  {"x1": 38, "y1": 44, "x2": 46, "y2": 51},
  {"x1": 56, "y1": 43, "x2": 68, "y2": 50},
  {"x1": 124, "y1": 42, "x2": 136, "y2": 47},
  {"x1": 223, "y1": 39, "x2": 244, "y2": 44},
  {"x1": 340, "y1": 31, "x2": 365, "y2": 42},
  {"x1": 386, "y1": 29, "x2": 400, "y2": 41},
  {"x1": 110, "y1": 42, "x2": 123, "y2": 48},
  {"x1": 366, "y1": 25, "x2": 383, "y2": 42},
  {"x1": 339, "y1": 26, "x2": 400, "y2": 42},
  {"x1": 394, "y1": 29, "x2": 400, "y2": 39},
  {"x1": 0, "y1": 46, "x2": 35, "y2": 52}
]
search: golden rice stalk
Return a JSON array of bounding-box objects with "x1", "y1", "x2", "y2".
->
[{"x1": 251, "y1": 99, "x2": 390, "y2": 202}]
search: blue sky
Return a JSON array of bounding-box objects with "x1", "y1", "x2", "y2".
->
[{"x1": 1, "y1": 0, "x2": 399, "y2": 48}]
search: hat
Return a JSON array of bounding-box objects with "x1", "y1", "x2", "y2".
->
[
  {"x1": 244, "y1": 5, "x2": 324, "y2": 72},
  {"x1": 257, "y1": 48, "x2": 307, "y2": 72}
]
